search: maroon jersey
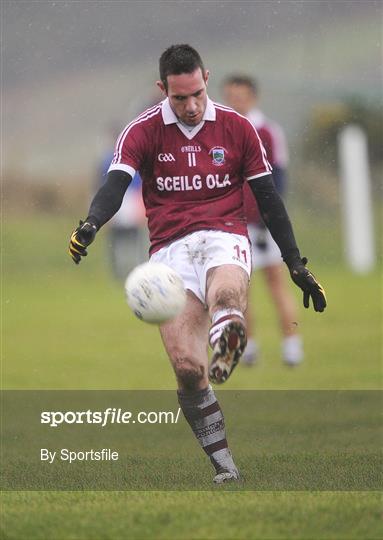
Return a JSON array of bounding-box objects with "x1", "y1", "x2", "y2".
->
[{"x1": 108, "y1": 98, "x2": 272, "y2": 254}]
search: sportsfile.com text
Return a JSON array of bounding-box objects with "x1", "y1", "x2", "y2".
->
[{"x1": 41, "y1": 407, "x2": 181, "y2": 427}]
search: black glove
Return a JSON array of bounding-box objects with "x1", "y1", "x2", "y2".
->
[
  {"x1": 69, "y1": 220, "x2": 98, "y2": 264},
  {"x1": 289, "y1": 257, "x2": 327, "y2": 312}
]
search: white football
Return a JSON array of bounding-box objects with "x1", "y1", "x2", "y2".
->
[{"x1": 124, "y1": 262, "x2": 186, "y2": 324}]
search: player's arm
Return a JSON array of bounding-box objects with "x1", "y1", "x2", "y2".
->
[
  {"x1": 69, "y1": 170, "x2": 132, "y2": 264},
  {"x1": 248, "y1": 174, "x2": 327, "y2": 312},
  {"x1": 253, "y1": 166, "x2": 287, "y2": 251}
]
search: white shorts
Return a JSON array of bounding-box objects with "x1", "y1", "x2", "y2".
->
[
  {"x1": 150, "y1": 230, "x2": 251, "y2": 303},
  {"x1": 248, "y1": 224, "x2": 283, "y2": 270}
]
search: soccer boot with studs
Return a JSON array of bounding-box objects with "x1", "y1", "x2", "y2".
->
[{"x1": 208, "y1": 321, "x2": 247, "y2": 384}]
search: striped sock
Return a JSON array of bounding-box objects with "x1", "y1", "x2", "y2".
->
[
  {"x1": 209, "y1": 308, "x2": 245, "y2": 349},
  {"x1": 177, "y1": 386, "x2": 238, "y2": 474}
]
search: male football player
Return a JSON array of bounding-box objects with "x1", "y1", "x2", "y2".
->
[
  {"x1": 223, "y1": 74, "x2": 303, "y2": 366},
  {"x1": 69, "y1": 44, "x2": 326, "y2": 483}
]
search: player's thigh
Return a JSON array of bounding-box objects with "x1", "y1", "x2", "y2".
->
[
  {"x1": 159, "y1": 290, "x2": 210, "y2": 370},
  {"x1": 205, "y1": 264, "x2": 249, "y2": 314}
]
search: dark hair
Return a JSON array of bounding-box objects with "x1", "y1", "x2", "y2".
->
[
  {"x1": 222, "y1": 74, "x2": 258, "y2": 94},
  {"x1": 159, "y1": 44, "x2": 205, "y2": 90}
]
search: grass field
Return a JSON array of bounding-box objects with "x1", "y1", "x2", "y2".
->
[
  {"x1": 2, "y1": 491, "x2": 382, "y2": 540},
  {"x1": 2, "y1": 214, "x2": 382, "y2": 539}
]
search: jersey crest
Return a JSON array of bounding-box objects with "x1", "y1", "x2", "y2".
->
[{"x1": 209, "y1": 146, "x2": 227, "y2": 166}]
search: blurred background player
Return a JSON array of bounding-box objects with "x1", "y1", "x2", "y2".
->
[
  {"x1": 222, "y1": 75, "x2": 303, "y2": 366},
  {"x1": 98, "y1": 125, "x2": 148, "y2": 280}
]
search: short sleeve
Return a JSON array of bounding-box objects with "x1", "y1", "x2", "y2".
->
[
  {"x1": 256, "y1": 126, "x2": 274, "y2": 164},
  {"x1": 241, "y1": 118, "x2": 273, "y2": 181},
  {"x1": 107, "y1": 122, "x2": 147, "y2": 177}
]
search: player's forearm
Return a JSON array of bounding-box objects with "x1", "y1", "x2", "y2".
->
[
  {"x1": 248, "y1": 174, "x2": 301, "y2": 268},
  {"x1": 86, "y1": 170, "x2": 132, "y2": 228}
]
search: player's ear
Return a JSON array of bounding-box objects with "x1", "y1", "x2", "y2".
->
[
  {"x1": 156, "y1": 80, "x2": 167, "y2": 95},
  {"x1": 204, "y1": 70, "x2": 210, "y2": 86}
]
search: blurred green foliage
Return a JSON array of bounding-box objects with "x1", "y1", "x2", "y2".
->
[{"x1": 303, "y1": 98, "x2": 383, "y2": 170}]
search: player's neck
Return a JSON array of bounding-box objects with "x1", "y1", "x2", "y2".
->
[{"x1": 178, "y1": 118, "x2": 204, "y2": 132}]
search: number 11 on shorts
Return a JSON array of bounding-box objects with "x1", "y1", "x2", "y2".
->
[{"x1": 234, "y1": 244, "x2": 248, "y2": 264}]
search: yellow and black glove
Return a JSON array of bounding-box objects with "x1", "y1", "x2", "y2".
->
[
  {"x1": 289, "y1": 257, "x2": 327, "y2": 312},
  {"x1": 69, "y1": 220, "x2": 98, "y2": 265}
]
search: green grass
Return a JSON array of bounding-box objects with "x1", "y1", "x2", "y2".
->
[
  {"x1": 2, "y1": 214, "x2": 382, "y2": 539},
  {"x1": 2, "y1": 491, "x2": 382, "y2": 540},
  {"x1": 3, "y1": 215, "x2": 381, "y2": 390},
  {"x1": 4, "y1": 266, "x2": 381, "y2": 389}
]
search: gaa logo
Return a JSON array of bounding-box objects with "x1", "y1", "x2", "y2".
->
[
  {"x1": 209, "y1": 146, "x2": 227, "y2": 166},
  {"x1": 158, "y1": 153, "x2": 176, "y2": 162}
]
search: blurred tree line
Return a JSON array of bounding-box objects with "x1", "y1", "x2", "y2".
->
[
  {"x1": 302, "y1": 98, "x2": 383, "y2": 170},
  {"x1": 288, "y1": 97, "x2": 382, "y2": 231}
]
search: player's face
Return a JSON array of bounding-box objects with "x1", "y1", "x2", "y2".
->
[
  {"x1": 223, "y1": 84, "x2": 257, "y2": 116},
  {"x1": 160, "y1": 68, "x2": 209, "y2": 126}
]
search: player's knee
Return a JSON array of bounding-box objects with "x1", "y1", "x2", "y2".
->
[
  {"x1": 173, "y1": 356, "x2": 204, "y2": 391},
  {"x1": 213, "y1": 286, "x2": 239, "y2": 310}
]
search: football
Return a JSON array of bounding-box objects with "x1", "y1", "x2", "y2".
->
[{"x1": 124, "y1": 262, "x2": 186, "y2": 324}]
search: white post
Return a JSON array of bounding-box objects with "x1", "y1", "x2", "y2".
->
[{"x1": 338, "y1": 125, "x2": 375, "y2": 273}]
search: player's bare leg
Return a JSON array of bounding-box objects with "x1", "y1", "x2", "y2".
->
[
  {"x1": 206, "y1": 265, "x2": 249, "y2": 384},
  {"x1": 160, "y1": 290, "x2": 210, "y2": 391},
  {"x1": 160, "y1": 291, "x2": 240, "y2": 483},
  {"x1": 264, "y1": 264, "x2": 303, "y2": 365}
]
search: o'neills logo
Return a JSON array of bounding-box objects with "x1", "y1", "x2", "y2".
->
[
  {"x1": 209, "y1": 146, "x2": 227, "y2": 166},
  {"x1": 181, "y1": 145, "x2": 202, "y2": 152}
]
